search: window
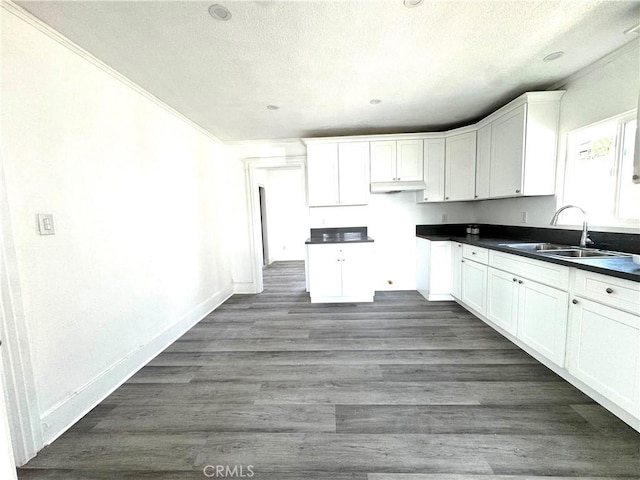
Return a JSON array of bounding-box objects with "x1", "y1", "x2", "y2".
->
[{"x1": 562, "y1": 111, "x2": 638, "y2": 228}]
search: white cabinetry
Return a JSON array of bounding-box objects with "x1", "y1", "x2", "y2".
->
[
  {"x1": 307, "y1": 142, "x2": 369, "y2": 207},
  {"x1": 460, "y1": 245, "x2": 488, "y2": 315},
  {"x1": 567, "y1": 272, "x2": 640, "y2": 417},
  {"x1": 487, "y1": 251, "x2": 570, "y2": 366},
  {"x1": 486, "y1": 267, "x2": 519, "y2": 335},
  {"x1": 517, "y1": 279, "x2": 569, "y2": 367},
  {"x1": 417, "y1": 138, "x2": 445, "y2": 203},
  {"x1": 445, "y1": 131, "x2": 477, "y2": 201},
  {"x1": 416, "y1": 238, "x2": 452, "y2": 301},
  {"x1": 484, "y1": 92, "x2": 563, "y2": 199},
  {"x1": 307, "y1": 243, "x2": 374, "y2": 303},
  {"x1": 475, "y1": 124, "x2": 491, "y2": 200},
  {"x1": 371, "y1": 139, "x2": 423, "y2": 182},
  {"x1": 450, "y1": 242, "x2": 463, "y2": 299}
]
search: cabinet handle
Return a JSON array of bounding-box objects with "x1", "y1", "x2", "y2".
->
[
  {"x1": 424, "y1": 197, "x2": 428, "y2": 201},
  {"x1": 512, "y1": 278, "x2": 517, "y2": 282},
  {"x1": 461, "y1": 259, "x2": 465, "y2": 263},
  {"x1": 572, "y1": 299, "x2": 578, "y2": 305},
  {"x1": 474, "y1": 195, "x2": 478, "y2": 198},
  {"x1": 518, "y1": 280, "x2": 523, "y2": 284},
  {"x1": 605, "y1": 287, "x2": 613, "y2": 294},
  {"x1": 397, "y1": 177, "x2": 401, "y2": 181},
  {"x1": 515, "y1": 189, "x2": 521, "y2": 193},
  {"x1": 471, "y1": 252, "x2": 476, "y2": 255},
  {"x1": 445, "y1": 197, "x2": 449, "y2": 200}
]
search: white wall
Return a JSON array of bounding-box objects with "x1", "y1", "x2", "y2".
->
[
  {"x1": 265, "y1": 168, "x2": 308, "y2": 262},
  {"x1": 1, "y1": 8, "x2": 233, "y2": 449},
  {"x1": 309, "y1": 195, "x2": 475, "y2": 290},
  {"x1": 475, "y1": 40, "x2": 640, "y2": 230}
]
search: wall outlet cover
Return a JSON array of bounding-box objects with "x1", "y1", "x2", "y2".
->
[{"x1": 37, "y1": 213, "x2": 55, "y2": 235}]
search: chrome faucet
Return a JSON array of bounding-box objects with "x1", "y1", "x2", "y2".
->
[{"x1": 550, "y1": 205, "x2": 594, "y2": 248}]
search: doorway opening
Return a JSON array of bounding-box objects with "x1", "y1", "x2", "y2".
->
[{"x1": 258, "y1": 185, "x2": 269, "y2": 267}]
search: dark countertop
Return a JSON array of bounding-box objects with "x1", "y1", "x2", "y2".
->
[
  {"x1": 417, "y1": 233, "x2": 640, "y2": 282},
  {"x1": 306, "y1": 226, "x2": 374, "y2": 244}
]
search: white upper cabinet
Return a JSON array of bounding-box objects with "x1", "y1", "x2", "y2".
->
[
  {"x1": 417, "y1": 138, "x2": 445, "y2": 203},
  {"x1": 338, "y1": 142, "x2": 370, "y2": 205},
  {"x1": 487, "y1": 92, "x2": 563, "y2": 198},
  {"x1": 475, "y1": 123, "x2": 491, "y2": 200},
  {"x1": 396, "y1": 140, "x2": 424, "y2": 181},
  {"x1": 371, "y1": 140, "x2": 423, "y2": 182},
  {"x1": 307, "y1": 141, "x2": 369, "y2": 207},
  {"x1": 445, "y1": 131, "x2": 477, "y2": 201},
  {"x1": 307, "y1": 143, "x2": 339, "y2": 206},
  {"x1": 490, "y1": 104, "x2": 527, "y2": 197}
]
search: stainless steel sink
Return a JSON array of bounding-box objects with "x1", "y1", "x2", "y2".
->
[
  {"x1": 541, "y1": 249, "x2": 628, "y2": 259},
  {"x1": 500, "y1": 243, "x2": 631, "y2": 259},
  {"x1": 499, "y1": 242, "x2": 573, "y2": 251}
]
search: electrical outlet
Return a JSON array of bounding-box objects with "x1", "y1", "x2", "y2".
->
[
  {"x1": 441, "y1": 213, "x2": 448, "y2": 223},
  {"x1": 37, "y1": 213, "x2": 55, "y2": 235},
  {"x1": 521, "y1": 211, "x2": 528, "y2": 223}
]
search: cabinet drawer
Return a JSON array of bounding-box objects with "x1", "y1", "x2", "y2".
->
[
  {"x1": 572, "y1": 269, "x2": 640, "y2": 315},
  {"x1": 463, "y1": 245, "x2": 488, "y2": 264},
  {"x1": 489, "y1": 250, "x2": 569, "y2": 290}
]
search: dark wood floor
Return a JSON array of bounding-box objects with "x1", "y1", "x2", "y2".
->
[{"x1": 18, "y1": 261, "x2": 640, "y2": 479}]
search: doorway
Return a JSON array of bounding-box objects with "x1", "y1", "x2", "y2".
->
[{"x1": 258, "y1": 185, "x2": 269, "y2": 267}]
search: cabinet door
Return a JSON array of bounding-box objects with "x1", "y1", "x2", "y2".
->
[
  {"x1": 338, "y1": 142, "x2": 370, "y2": 205},
  {"x1": 475, "y1": 123, "x2": 491, "y2": 199},
  {"x1": 307, "y1": 143, "x2": 339, "y2": 206},
  {"x1": 486, "y1": 267, "x2": 519, "y2": 335},
  {"x1": 450, "y1": 242, "x2": 463, "y2": 299},
  {"x1": 517, "y1": 279, "x2": 568, "y2": 367},
  {"x1": 307, "y1": 245, "x2": 342, "y2": 297},
  {"x1": 445, "y1": 131, "x2": 477, "y2": 201},
  {"x1": 420, "y1": 138, "x2": 445, "y2": 202},
  {"x1": 490, "y1": 104, "x2": 526, "y2": 198},
  {"x1": 370, "y1": 141, "x2": 396, "y2": 182},
  {"x1": 396, "y1": 140, "x2": 424, "y2": 181},
  {"x1": 461, "y1": 259, "x2": 487, "y2": 315},
  {"x1": 340, "y1": 244, "x2": 374, "y2": 298},
  {"x1": 567, "y1": 298, "x2": 639, "y2": 415}
]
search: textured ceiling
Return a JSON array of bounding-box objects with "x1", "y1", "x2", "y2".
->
[{"x1": 14, "y1": 0, "x2": 640, "y2": 141}]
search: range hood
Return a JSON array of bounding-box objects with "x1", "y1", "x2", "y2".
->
[{"x1": 370, "y1": 180, "x2": 426, "y2": 193}]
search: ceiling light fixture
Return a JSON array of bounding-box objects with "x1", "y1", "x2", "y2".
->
[
  {"x1": 369, "y1": 99, "x2": 382, "y2": 105},
  {"x1": 266, "y1": 105, "x2": 279, "y2": 110},
  {"x1": 403, "y1": 0, "x2": 424, "y2": 7},
  {"x1": 624, "y1": 23, "x2": 640, "y2": 35},
  {"x1": 208, "y1": 4, "x2": 232, "y2": 21},
  {"x1": 543, "y1": 51, "x2": 564, "y2": 62}
]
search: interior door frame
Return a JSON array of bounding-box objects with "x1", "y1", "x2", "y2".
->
[{"x1": 244, "y1": 156, "x2": 306, "y2": 293}]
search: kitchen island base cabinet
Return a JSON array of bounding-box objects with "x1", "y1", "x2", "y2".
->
[
  {"x1": 307, "y1": 243, "x2": 374, "y2": 303},
  {"x1": 567, "y1": 297, "x2": 639, "y2": 416}
]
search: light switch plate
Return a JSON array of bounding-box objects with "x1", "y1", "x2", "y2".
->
[{"x1": 37, "y1": 214, "x2": 55, "y2": 235}]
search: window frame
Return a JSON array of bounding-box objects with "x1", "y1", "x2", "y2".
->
[{"x1": 559, "y1": 109, "x2": 639, "y2": 230}]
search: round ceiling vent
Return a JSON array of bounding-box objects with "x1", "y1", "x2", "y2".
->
[{"x1": 208, "y1": 4, "x2": 232, "y2": 21}]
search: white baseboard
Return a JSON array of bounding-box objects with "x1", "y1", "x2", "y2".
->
[
  {"x1": 233, "y1": 282, "x2": 259, "y2": 294},
  {"x1": 38, "y1": 286, "x2": 233, "y2": 448}
]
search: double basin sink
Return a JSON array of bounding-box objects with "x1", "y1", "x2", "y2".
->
[{"x1": 499, "y1": 243, "x2": 631, "y2": 260}]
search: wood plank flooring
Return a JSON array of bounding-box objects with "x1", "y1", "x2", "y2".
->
[{"x1": 18, "y1": 261, "x2": 640, "y2": 479}]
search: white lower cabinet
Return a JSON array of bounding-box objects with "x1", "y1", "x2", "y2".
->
[
  {"x1": 461, "y1": 259, "x2": 487, "y2": 315},
  {"x1": 485, "y1": 254, "x2": 569, "y2": 367},
  {"x1": 450, "y1": 242, "x2": 463, "y2": 299},
  {"x1": 486, "y1": 267, "x2": 519, "y2": 336},
  {"x1": 516, "y1": 279, "x2": 569, "y2": 367},
  {"x1": 567, "y1": 275, "x2": 640, "y2": 417},
  {"x1": 416, "y1": 238, "x2": 452, "y2": 301},
  {"x1": 307, "y1": 243, "x2": 374, "y2": 303}
]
